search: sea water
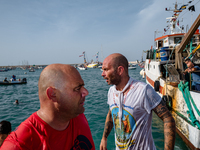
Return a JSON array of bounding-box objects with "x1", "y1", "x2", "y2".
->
[{"x1": 0, "y1": 66, "x2": 189, "y2": 150}]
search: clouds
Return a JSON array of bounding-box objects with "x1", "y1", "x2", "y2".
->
[{"x1": 0, "y1": 0, "x2": 199, "y2": 65}]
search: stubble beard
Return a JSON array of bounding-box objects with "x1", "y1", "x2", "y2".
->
[{"x1": 108, "y1": 71, "x2": 121, "y2": 86}]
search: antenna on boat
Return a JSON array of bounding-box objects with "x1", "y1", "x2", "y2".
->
[
  {"x1": 164, "y1": 0, "x2": 198, "y2": 35},
  {"x1": 101, "y1": 44, "x2": 104, "y2": 62},
  {"x1": 154, "y1": 30, "x2": 162, "y2": 45}
]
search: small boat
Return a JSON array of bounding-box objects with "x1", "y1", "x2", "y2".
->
[
  {"x1": 0, "y1": 78, "x2": 27, "y2": 85},
  {"x1": 78, "y1": 67, "x2": 87, "y2": 70},
  {"x1": 128, "y1": 64, "x2": 136, "y2": 70},
  {"x1": 77, "y1": 64, "x2": 87, "y2": 70},
  {"x1": 0, "y1": 69, "x2": 8, "y2": 72},
  {"x1": 87, "y1": 63, "x2": 98, "y2": 68},
  {"x1": 98, "y1": 65, "x2": 102, "y2": 69},
  {"x1": 138, "y1": 62, "x2": 145, "y2": 68},
  {"x1": 29, "y1": 68, "x2": 35, "y2": 72},
  {"x1": 128, "y1": 66, "x2": 136, "y2": 70}
]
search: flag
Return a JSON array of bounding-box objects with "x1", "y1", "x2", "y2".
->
[
  {"x1": 96, "y1": 52, "x2": 99, "y2": 59},
  {"x1": 79, "y1": 51, "x2": 85, "y2": 57},
  {"x1": 179, "y1": 4, "x2": 188, "y2": 10},
  {"x1": 188, "y1": 5, "x2": 195, "y2": 12},
  {"x1": 93, "y1": 52, "x2": 99, "y2": 57},
  {"x1": 177, "y1": 20, "x2": 179, "y2": 26},
  {"x1": 173, "y1": 13, "x2": 179, "y2": 17}
]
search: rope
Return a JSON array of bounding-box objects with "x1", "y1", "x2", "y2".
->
[
  {"x1": 172, "y1": 108, "x2": 195, "y2": 127},
  {"x1": 178, "y1": 81, "x2": 200, "y2": 129},
  {"x1": 185, "y1": 86, "x2": 200, "y2": 116}
]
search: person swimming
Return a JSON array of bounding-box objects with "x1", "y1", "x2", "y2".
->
[{"x1": 14, "y1": 100, "x2": 19, "y2": 105}]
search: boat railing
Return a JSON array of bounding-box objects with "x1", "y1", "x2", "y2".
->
[{"x1": 187, "y1": 70, "x2": 200, "y2": 91}]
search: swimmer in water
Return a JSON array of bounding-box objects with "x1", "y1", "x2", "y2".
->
[{"x1": 15, "y1": 100, "x2": 19, "y2": 104}]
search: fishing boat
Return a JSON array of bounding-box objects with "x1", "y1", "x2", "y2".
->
[
  {"x1": 79, "y1": 51, "x2": 88, "y2": 70},
  {"x1": 128, "y1": 64, "x2": 136, "y2": 70},
  {"x1": 138, "y1": 62, "x2": 144, "y2": 68},
  {"x1": 141, "y1": 1, "x2": 200, "y2": 150},
  {"x1": 87, "y1": 52, "x2": 100, "y2": 68},
  {"x1": 29, "y1": 68, "x2": 35, "y2": 72},
  {"x1": 87, "y1": 63, "x2": 98, "y2": 68},
  {"x1": 78, "y1": 66, "x2": 87, "y2": 70},
  {"x1": 77, "y1": 64, "x2": 87, "y2": 70},
  {"x1": 0, "y1": 78, "x2": 27, "y2": 85}
]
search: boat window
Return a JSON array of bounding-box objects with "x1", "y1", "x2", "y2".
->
[
  {"x1": 174, "y1": 37, "x2": 182, "y2": 44},
  {"x1": 193, "y1": 36, "x2": 200, "y2": 43},
  {"x1": 154, "y1": 65, "x2": 155, "y2": 69},
  {"x1": 158, "y1": 40, "x2": 163, "y2": 49}
]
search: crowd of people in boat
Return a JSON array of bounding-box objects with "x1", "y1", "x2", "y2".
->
[{"x1": 3, "y1": 75, "x2": 22, "y2": 83}]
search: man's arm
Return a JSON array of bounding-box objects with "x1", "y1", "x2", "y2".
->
[
  {"x1": 153, "y1": 100, "x2": 176, "y2": 150},
  {"x1": 100, "y1": 110, "x2": 113, "y2": 150},
  {"x1": 184, "y1": 67, "x2": 197, "y2": 74},
  {"x1": 190, "y1": 67, "x2": 197, "y2": 73}
]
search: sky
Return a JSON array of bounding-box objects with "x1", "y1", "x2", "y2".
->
[{"x1": 0, "y1": 0, "x2": 199, "y2": 66}]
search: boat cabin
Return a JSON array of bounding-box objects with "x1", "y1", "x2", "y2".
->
[{"x1": 145, "y1": 29, "x2": 200, "y2": 91}]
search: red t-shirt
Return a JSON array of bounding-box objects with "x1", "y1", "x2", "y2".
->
[{"x1": 1, "y1": 112, "x2": 95, "y2": 150}]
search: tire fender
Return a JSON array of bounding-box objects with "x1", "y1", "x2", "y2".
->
[
  {"x1": 154, "y1": 80, "x2": 160, "y2": 92},
  {"x1": 162, "y1": 95, "x2": 172, "y2": 110}
]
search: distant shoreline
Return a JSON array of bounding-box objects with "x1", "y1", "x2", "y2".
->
[{"x1": 0, "y1": 64, "x2": 78, "y2": 68}]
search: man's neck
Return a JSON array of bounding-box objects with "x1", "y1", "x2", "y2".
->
[
  {"x1": 37, "y1": 109, "x2": 70, "y2": 131},
  {"x1": 116, "y1": 76, "x2": 130, "y2": 91}
]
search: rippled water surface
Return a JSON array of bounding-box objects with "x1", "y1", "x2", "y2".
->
[{"x1": 0, "y1": 66, "x2": 189, "y2": 149}]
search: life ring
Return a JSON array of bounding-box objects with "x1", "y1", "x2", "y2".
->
[
  {"x1": 162, "y1": 95, "x2": 172, "y2": 110},
  {"x1": 154, "y1": 80, "x2": 160, "y2": 92}
]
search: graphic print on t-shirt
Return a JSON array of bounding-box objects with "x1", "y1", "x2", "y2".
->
[
  {"x1": 111, "y1": 107, "x2": 136, "y2": 149},
  {"x1": 70, "y1": 135, "x2": 93, "y2": 150}
]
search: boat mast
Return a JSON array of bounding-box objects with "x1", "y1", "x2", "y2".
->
[
  {"x1": 96, "y1": 52, "x2": 99, "y2": 63},
  {"x1": 165, "y1": 1, "x2": 185, "y2": 34},
  {"x1": 83, "y1": 52, "x2": 87, "y2": 64}
]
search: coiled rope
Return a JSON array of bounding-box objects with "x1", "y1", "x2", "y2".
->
[{"x1": 178, "y1": 81, "x2": 200, "y2": 129}]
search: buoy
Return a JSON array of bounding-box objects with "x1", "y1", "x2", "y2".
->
[
  {"x1": 140, "y1": 69, "x2": 145, "y2": 78},
  {"x1": 154, "y1": 80, "x2": 160, "y2": 92}
]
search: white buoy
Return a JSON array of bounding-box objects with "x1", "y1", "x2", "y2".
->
[{"x1": 140, "y1": 69, "x2": 145, "y2": 78}]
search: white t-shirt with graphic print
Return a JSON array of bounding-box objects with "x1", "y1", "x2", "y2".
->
[{"x1": 107, "y1": 77, "x2": 161, "y2": 150}]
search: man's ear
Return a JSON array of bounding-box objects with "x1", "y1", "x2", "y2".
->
[
  {"x1": 46, "y1": 87, "x2": 57, "y2": 102},
  {"x1": 118, "y1": 66, "x2": 124, "y2": 75}
]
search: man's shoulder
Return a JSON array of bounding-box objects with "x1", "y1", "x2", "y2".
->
[
  {"x1": 1, "y1": 112, "x2": 39, "y2": 149},
  {"x1": 194, "y1": 65, "x2": 200, "y2": 69},
  {"x1": 131, "y1": 79, "x2": 147, "y2": 90},
  {"x1": 12, "y1": 112, "x2": 39, "y2": 139}
]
